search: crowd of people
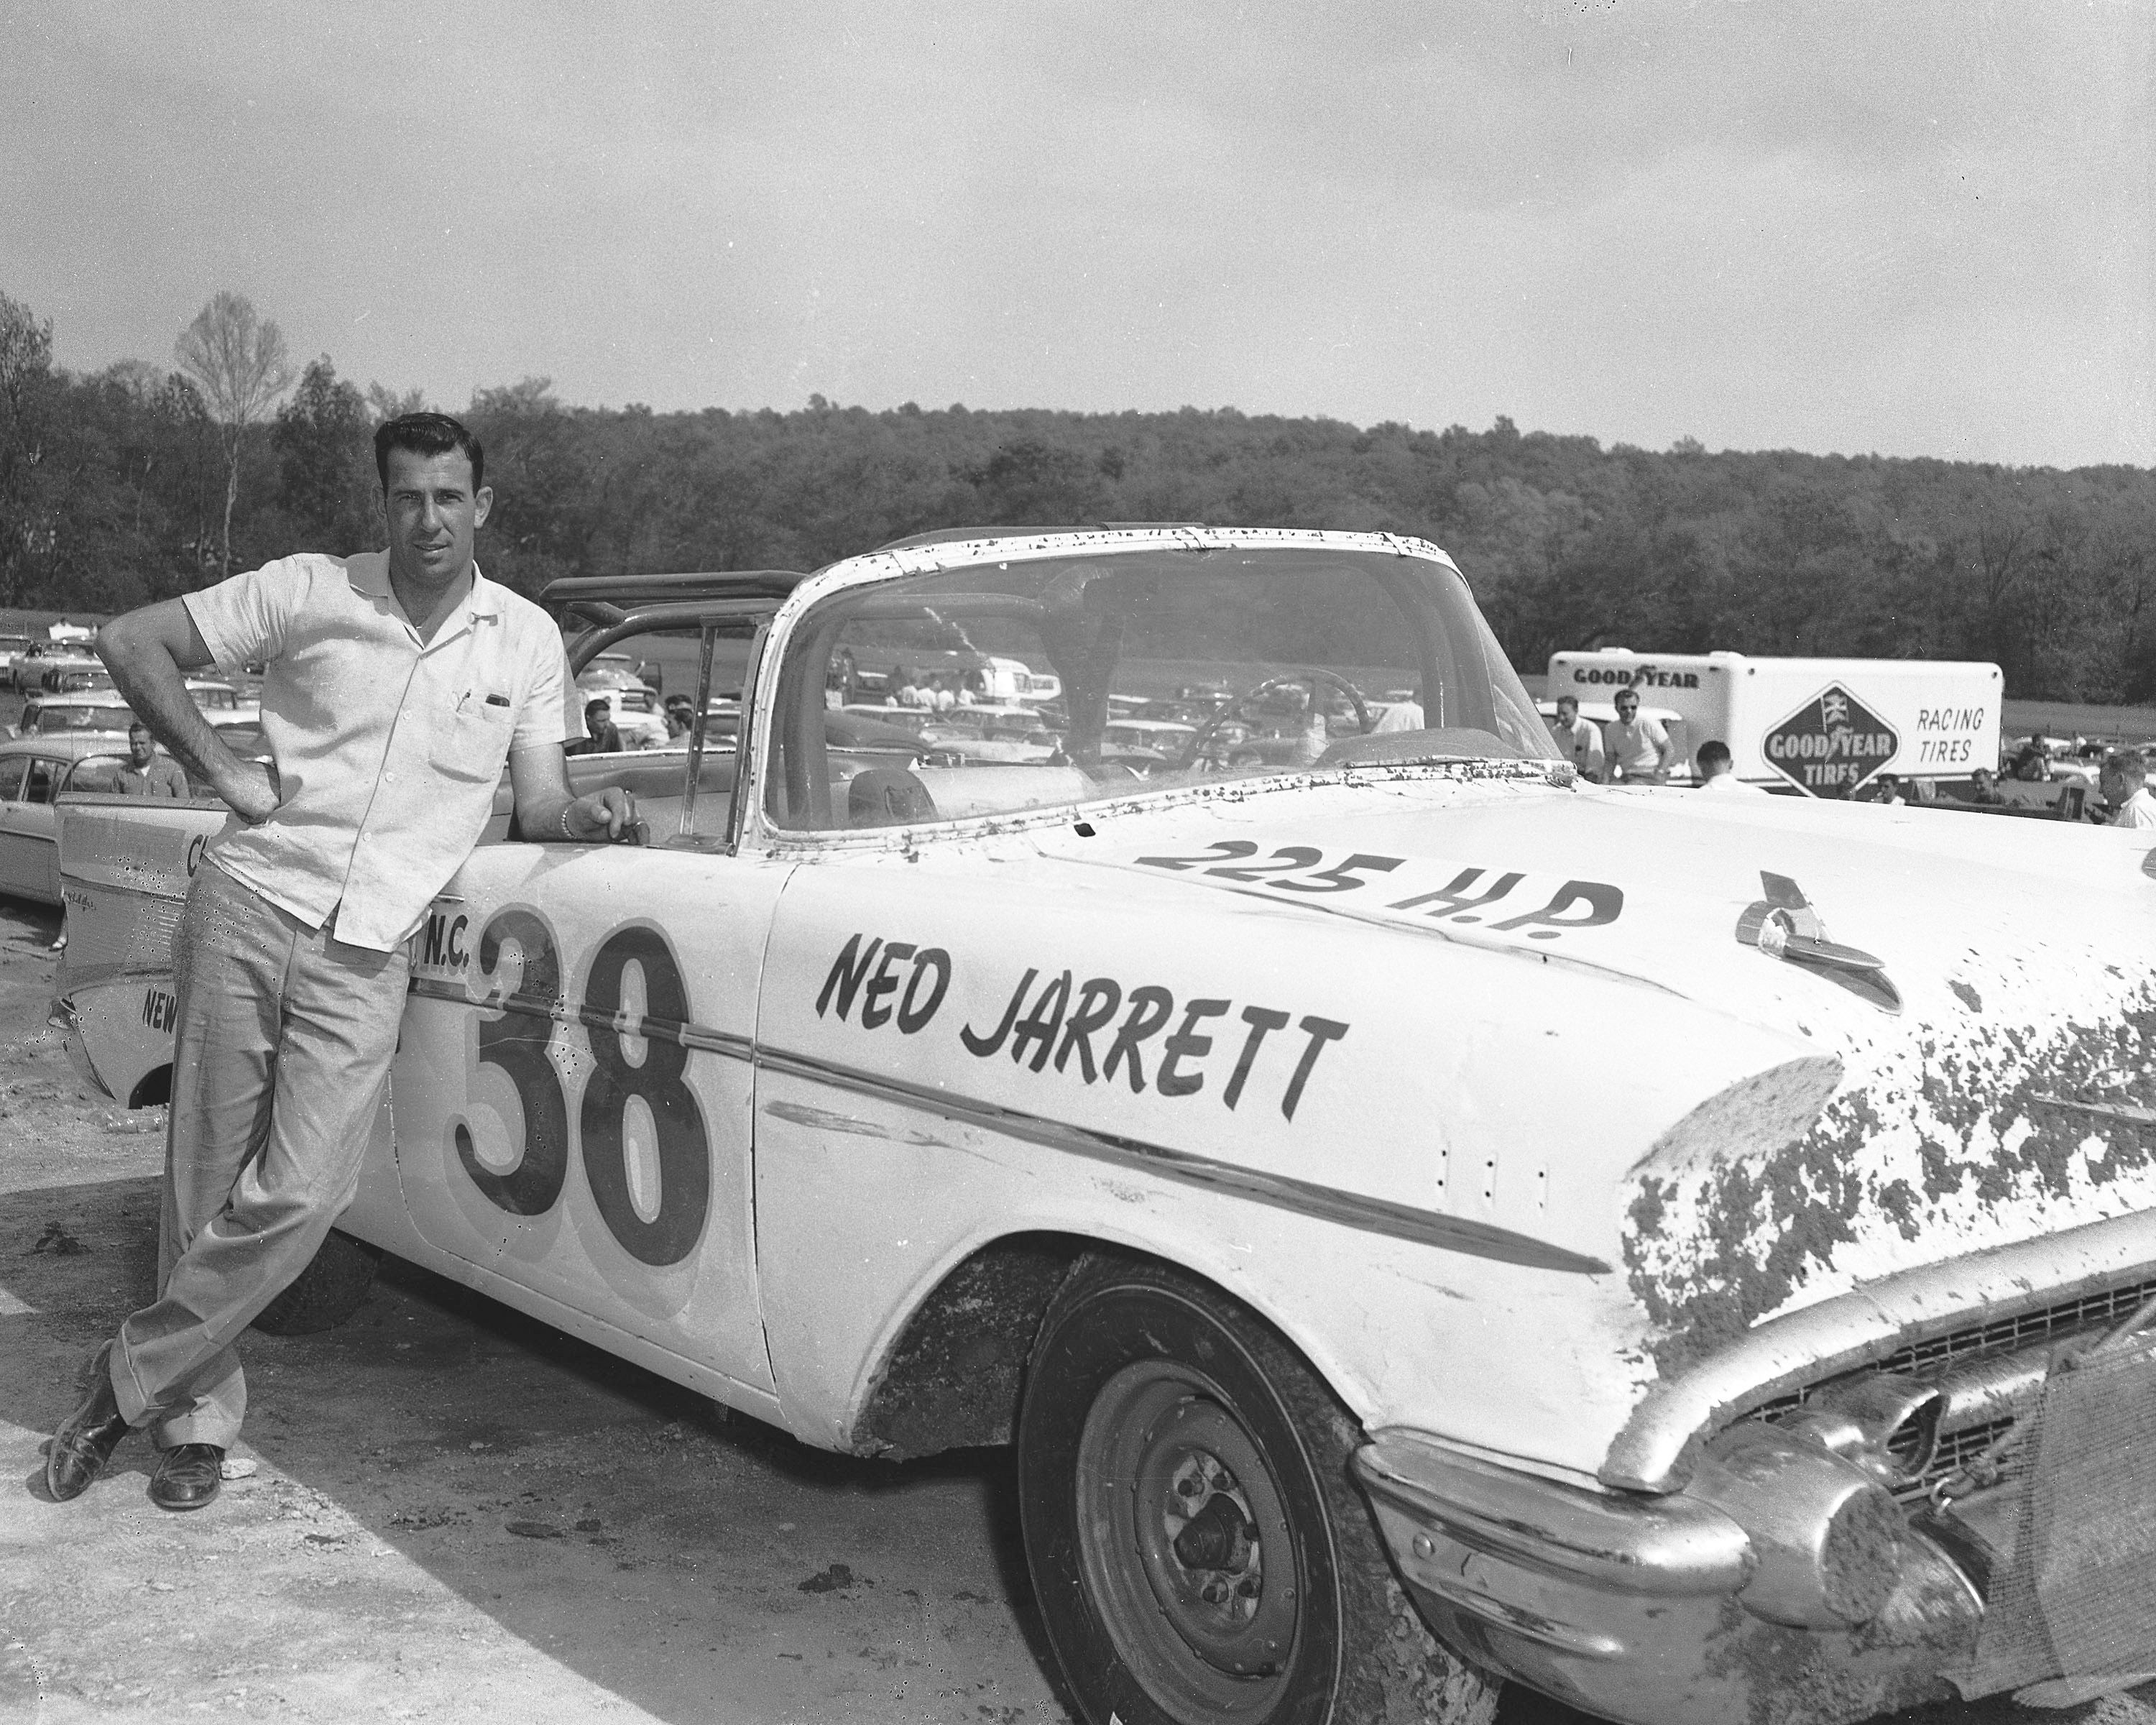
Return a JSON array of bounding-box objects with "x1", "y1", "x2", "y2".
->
[{"x1": 883, "y1": 666, "x2": 989, "y2": 712}]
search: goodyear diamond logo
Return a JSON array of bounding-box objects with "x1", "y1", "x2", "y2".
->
[{"x1": 1762, "y1": 683, "x2": 1899, "y2": 796}]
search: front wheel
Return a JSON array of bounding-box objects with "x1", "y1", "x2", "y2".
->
[{"x1": 1017, "y1": 1255, "x2": 1500, "y2": 1725}]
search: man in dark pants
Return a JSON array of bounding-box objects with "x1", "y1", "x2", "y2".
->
[{"x1": 46, "y1": 412, "x2": 635, "y2": 1511}]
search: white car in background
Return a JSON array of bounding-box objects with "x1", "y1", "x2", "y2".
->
[
  {"x1": 12, "y1": 694, "x2": 137, "y2": 739},
  {"x1": 185, "y1": 677, "x2": 262, "y2": 728}
]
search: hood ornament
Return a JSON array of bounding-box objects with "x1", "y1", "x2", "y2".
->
[{"x1": 1736, "y1": 872, "x2": 1901, "y2": 1013}]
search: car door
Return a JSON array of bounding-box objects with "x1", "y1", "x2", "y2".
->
[
  {"x1": 0, "y1": 755, "x2": 40, "y2": 898},
  {"x1": 0, "y1": 756, "x2": 64, "y2": 902},
  {"x1": 389, "y1": 829, "x2": 793, "y2": 1402}
]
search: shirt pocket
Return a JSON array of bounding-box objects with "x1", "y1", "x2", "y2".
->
[{"x1": 429, "y1": 699, "x2": 517, "y2": 785}]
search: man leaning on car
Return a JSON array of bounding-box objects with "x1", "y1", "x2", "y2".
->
[{"x1": 45, "y1": 412, "x2": 637, "y2": 1514}]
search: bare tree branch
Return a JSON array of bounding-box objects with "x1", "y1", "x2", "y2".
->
[{"x1": 175, "y1": 290, "x2": 295, "y2": 578}]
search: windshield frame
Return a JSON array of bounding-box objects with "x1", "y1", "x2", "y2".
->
[{"x1": 741, "y1": 527, "x2": 1565, "y2": 851}]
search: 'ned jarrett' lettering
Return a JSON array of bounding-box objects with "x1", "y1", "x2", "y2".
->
[{"x1": 814, "y1": 932, "x2": 1348, "y2": 1123}]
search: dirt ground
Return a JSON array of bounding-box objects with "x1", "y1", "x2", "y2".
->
[
  {"x1": 1, "y1": 883, "x2": 2152, "y2": 1725},
  {"x1": 0, "y1": 893, "x2": 1072, "y2": 1725}
]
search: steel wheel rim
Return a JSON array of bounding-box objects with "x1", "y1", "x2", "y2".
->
[{"x1": 1074, "y1": 1358, "x2": 1300, "y2": 1719}]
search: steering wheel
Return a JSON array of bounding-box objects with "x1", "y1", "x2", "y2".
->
[{"x1": 1176, "y1": 670, "x2": 1372, "y2": 772}]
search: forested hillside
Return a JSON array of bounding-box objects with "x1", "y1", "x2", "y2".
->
[{"x1": 4, "y1": 289, "x2": 2152, "y2": 701}]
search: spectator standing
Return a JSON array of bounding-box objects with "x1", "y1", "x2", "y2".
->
[
  {"x1": 1695, "y1": 739, "x2": 1764, "y2": 793},
  {"x1": 2099, "y1": 750, "x2": 2156, "y2": 828},
  {"x1": 1601, "y1": 689, "x2": 1678, "y2": 784},
  {"x1": 114, "y1": 722, "x2": 190, "y2": 796},
  {"x1": 1547, "y1": 695, "x2": 1605, "y2": 781},
  {"x1": 1967, "y1": 767, "x2": 2007, "y2": 806}
]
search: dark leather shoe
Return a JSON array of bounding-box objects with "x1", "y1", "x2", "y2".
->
[
  {"x1": 149, "y1": 1443, "x2": 225, "y2": 1511},
  {"x1": 47, "y1": 1343, "x2": 132, "y2": 1502}
]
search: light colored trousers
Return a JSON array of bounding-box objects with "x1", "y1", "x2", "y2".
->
[{"x1": 108, "y1": 861, "x2": 410, "y2": 1448}]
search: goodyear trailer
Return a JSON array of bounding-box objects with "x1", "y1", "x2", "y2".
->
[{"x1": 1547, "y1": 650, "x2": 2002, "y2": 794}]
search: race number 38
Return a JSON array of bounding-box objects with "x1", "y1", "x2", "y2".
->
[{"x1": 456, "y1": 910, "x2": 711, "y2": 1266}]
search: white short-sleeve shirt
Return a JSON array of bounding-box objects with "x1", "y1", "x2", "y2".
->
[
  {"x1": 2112, "y1": 787, "x2": 2156, "y2": 829},
  {"x1": 184, "y1": 550, "x2": 578, "y2": 950}
]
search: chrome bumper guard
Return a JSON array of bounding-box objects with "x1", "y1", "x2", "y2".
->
[{"x1": 1354, "y1": 1430, "x2": 1981, "y2": 1725}]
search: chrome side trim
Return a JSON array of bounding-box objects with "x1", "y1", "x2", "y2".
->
[
  {"x1": 404, "y1": 975, "x2": 1609, "y2": 1274},
  {"x1": 1354, "y1": 1431, "x2": 1751, "y2": 1596},
  {"x1": 757, "y1": 1047, "x2": 1611, "y2": 1274},
  {"x1": 1602, "y1": 1206, "x2": 2156, "y2": 1492},
  {"x1": 405, "y1": 975, "x2": 755, "y2": 1061}
]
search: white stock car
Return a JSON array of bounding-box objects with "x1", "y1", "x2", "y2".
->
[{"x1": 51, "y1": 528, "x2": 2156, "y2": 1725}]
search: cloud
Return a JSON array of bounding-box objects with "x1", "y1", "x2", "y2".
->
[{"x1": 2, "y1": 0, "x2": 2147, "y2": 464}]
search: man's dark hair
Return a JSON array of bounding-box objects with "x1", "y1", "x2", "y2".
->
[
  {"x1": 128, "y1": 721, "x2": 151, "y2": 738},
  {"x1": 1696, "y1": 739, "x2": 1732, "y2": 772},
  {"x1": 585, "y1": 696, "x2": 611, "y2": 714},
  {"x1": 374, "y1": 412, "x2": 485, "y2": 493}
]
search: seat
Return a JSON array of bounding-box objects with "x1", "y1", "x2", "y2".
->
[{"x1": 847, "y1": 768, "x2": 938, "y2": 828}]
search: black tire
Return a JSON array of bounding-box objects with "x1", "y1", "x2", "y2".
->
[
  {"x1": 251, "y1": 1229, "x2": 382, "y2": 1335},
  {"x1": 1017, "y1": 1254, "x2": 1501, "y2": 1725}
]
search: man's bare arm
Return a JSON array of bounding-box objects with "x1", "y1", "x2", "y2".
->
[
  {"x1": 508, "y1": 743, "x2": 636, "y2": 842},
  {"x1": 95, "y1": 601, "x2": 275, "y2": 821}
]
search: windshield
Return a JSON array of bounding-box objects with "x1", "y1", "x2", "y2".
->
[{"x1": 766, "y1": 543, "x2": 1554, "y2": 832}]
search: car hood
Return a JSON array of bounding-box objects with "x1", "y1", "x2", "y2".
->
[{"x1": 1022, "y1": 770, "x2": 2156, "y2": 1379}]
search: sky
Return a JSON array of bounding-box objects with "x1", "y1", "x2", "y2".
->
[{"x1": 3, "y1": 0, "x2": 2150, "y2": 469}]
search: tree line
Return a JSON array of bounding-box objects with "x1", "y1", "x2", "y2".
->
[{"x1": 4, "y1": 288, "x2": 2152, "y2": 702}]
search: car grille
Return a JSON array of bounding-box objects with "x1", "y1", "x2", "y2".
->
[
  {"x1": 1874, "y1": 1276, "x2": 2156, "y2": 1377},
  {"x1": 1745, "y1": 1275, "x2": 2156, "y2": 1504}
]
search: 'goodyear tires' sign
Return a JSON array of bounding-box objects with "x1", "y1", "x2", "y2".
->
[{"x1": 1764, "y1": 683, "x2": 1899, "y2": 795}]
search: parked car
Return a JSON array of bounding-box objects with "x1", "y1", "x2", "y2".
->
[
  {"x1": 10, "y1": 641, "x2": 97, "y2": 693},
  {"x1": 1102, "y1": 717, "x2": 1199, "y2": 770},
  {"x1": 37, "y1": 649, "x2": 105, "y2": 692},
  {"x1": 582, "y1": 647, "x2": 665, "y2": 696},
  {"x1": 51, "y1": 528, "x2": 2156, "y2": 1725},
  {"x1": 44, "y1": 666, "x2": 114, "y2": 695},
  {"x1": 0, "y1": 735, "x2": 197, "y2": 903},
  {"x1": 13, "y1": 695, "x2": 137, "y2": 737},
  {"x1": 185, "y1": 677, "x2": 262, "y2": 728}
]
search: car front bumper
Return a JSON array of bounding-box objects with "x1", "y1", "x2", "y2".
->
[{"x1": 1353, "y1": 1430, "x2": 1981, "y2": 1725}]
